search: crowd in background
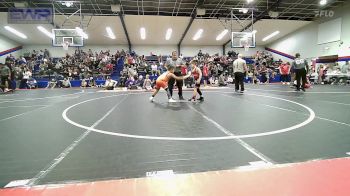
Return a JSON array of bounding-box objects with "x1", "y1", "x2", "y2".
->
[{"x1": 1, "y1": 47, "x2": 349, "y2": 92}]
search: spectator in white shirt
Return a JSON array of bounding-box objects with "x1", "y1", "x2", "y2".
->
[
  {"x1": 20, "y1": 68, "x2": 32, "y2": 89},
  {"x1": 151, "y1": 62, "x2": 158, "y2": 76},
  {"x1": 104, "y1": 77, "x2": 117, "y2": 90},
  {"x1": 143, "y1": 74, "x2": 152, "y2": 91},
  {"x1": 62, "y1": 78, "x2": 71, "y2": 88}
]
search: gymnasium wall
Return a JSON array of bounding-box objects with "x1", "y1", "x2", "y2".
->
[
  {"x1": 267, "y1": 2, "x2": 350, "y2": 61},
  {"x1": 0, "y1": 34, "x2": 21, "y2": 63}
]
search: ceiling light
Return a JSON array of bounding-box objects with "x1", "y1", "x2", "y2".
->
[
  {"x1": 140, "y1": 27, "x2": 146, "y2": 40},
  {"x1": 4, "y1": 26, "x2": 27, "y2": 39},
  {"x1": 165, "y1": 28, "x2": 172, "y2": 40},
  {"x1": 320, "y1": 0, "x2": 327, "y2": 5},
  {"x1": 262, "y1": 31, "x2": 280, "y2": 42},
  {"x1": 62, "y1": 1, "x2": 73, "y2": 7},
  {"x1": 75, "y1": 27, "x2": 88, "y2": 39},
  {"x1": 239, "y1": 8, "x2": 248, "y2": 14},
  {"x1": 247, "y1": 0, "x2": 254, "y2": 3},
  {"x1": 37, "y1": 26, "x2": 53, "y2": 39},
  {"x1": 216, "y1": 29, "x2": 229, "y2": 41},
  {"x1": 106, "y1": 27, "x2": 116, "y2": 39},
  {"x1": 193, "y1": 29, "x2": 203, "y2": 40},
  {"x1": 252, "y1": 30, "x2": 257, "y2": 34}
]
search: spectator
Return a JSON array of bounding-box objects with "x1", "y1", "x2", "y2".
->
[
  {"x1": 202, "y1": 63, "x2": 209, "y2": 87},
  {"x1": 227, "y1": 75, "x2": 234, "y2": 84},
  {"x1": 151, "y1": 62, "x2": 158, "y2": 76},
  {"x1": 61, "y1": 78, "x2": 71, "y2": 88},
  {"x1": 279, "y1": 62, "x2": 291, "y2": 85},
  {"x1": 125, "y1": 76, "x2": 136, "y2": 89},
  {"x1": 20, "y1": 68, "x2": 32, "y2": 89},
  {"x1": 81, "y1": 78, "x2": 88, "y2": 88},
  {"x1": 27, "y1": 78, "x2": 37, "y2": 89},
  {"x1": 143, "y1": 74, "x2": 152, "y2": 91},
  {"x1": 135, "y1": 75, "x2": 144, "y2": 88},
  {"x1": 198, "y1": 50, "x2": 203, "y2": 57},
  {"x1": 0, "y1": 63, "x2": 11, "y2": 92},
  {"x1": 44, "y1": 49, "x2": 50, "y2": 58},
  {"x1": 46, "y1": 78, "x2": 57, "y2": 89},
  {"x1": 218, "y1": 74, "x2": 227, "y2": 86},
  {"x1": 104, "y1": 77, "x2": 118, "y2": 90}
]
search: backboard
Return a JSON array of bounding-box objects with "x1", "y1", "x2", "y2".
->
[
  {"x1": 52, "y1": 29, "x2": 84, "y2": 47},
  {"x1": 231, "y1": 32, "x2": 256, "y2": 48}
]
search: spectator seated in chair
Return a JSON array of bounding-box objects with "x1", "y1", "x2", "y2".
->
[
  {"x1": 227, "y1": 75, "x2": 234, "y2": 84},
  {"x1": 46, "y1": 78, "x2": 57, "y2": 89},
  {"x1": 218, "y1": 73, "x2": 227, "y2": 86},
  {"x1": 125, "y1": 76, "x2": 137, "y2": 90},
  {"x1": 104, "y1": 77, "x2": 117, "y2": 90},
  {"x1": 27, "y1": 78, "x2": 38, "y2": 89},
  {"x1": 81, "y1": 78, "x2": 88, "y2": 88},
  {"x1": 143, "y1": 74, "x2": 152, "y2": 91},
  {"x1": 135, "y1": 75, "x2": 144, "y2": 89},
  {"x1": 61, "y1": 77, "x2": 71, "y2": 88}
]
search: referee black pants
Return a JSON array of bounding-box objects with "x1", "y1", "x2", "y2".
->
[
  {"x1": 168, "y1": 71, "x2": 183, "y2": 97},
  {"x1": 234, "y1": 72, "x2": 245, "y2": 91},
  {"x1": 295, "y1": 68, "x2": 307, "y2": 90}
]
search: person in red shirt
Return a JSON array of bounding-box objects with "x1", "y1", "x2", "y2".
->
[
  {"x1": 279, "y1": 62, "x2": 291, "y2": 85},
  {"x1": 202, "y1": 63, "x2": 209, "y2": 87}
]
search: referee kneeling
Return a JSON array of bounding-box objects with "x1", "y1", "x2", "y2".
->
[{"x1": 233, "y1": 54, "x2": 248, "y2": 93}]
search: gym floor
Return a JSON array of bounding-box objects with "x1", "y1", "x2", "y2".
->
[{"x1": 0, "y1": 84, "x2": 350, "y2": 188}]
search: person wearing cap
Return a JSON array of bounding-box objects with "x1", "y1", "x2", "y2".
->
[
  {"x1": 233, "y1": 54, "x2": 248, "y2": 93},
  {"x1": 292, "y1": 53, "x2": 308, "y2": 91}
]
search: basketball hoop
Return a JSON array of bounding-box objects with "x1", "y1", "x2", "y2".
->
[
  {"x1": 62, "y1": 41, "x2": 70, "y2": 51},
  {"x1": 244, "y1": 44, "x2": 249, "y2": 52},
  {"x1": 240, "y1": 38, "x2": 249, "y2": 52}
]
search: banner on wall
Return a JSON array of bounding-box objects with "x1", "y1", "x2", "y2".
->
[{"x1": 8, "y1": 7, "x2": 53, "y2": 24}]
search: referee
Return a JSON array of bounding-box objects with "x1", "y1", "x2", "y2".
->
[
  {"x1": 166, "y1": 51, "x2": 185, "y2": 100},
  {"x1": 293, "y1": 53, "x2": 308, "y2": 92},
  {"x1": 233, "y1": 54, "x2": 248, "y2": 93}
]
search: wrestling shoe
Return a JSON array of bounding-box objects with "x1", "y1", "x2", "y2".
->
[
  {"x1": 168, "y1": 98, "x2": 177, "y2": 103},
  {"x1": 188, "y1": 97, "x2": 196, "y2": 102},
  {"x1": 149, "y1": 96, "x2": 154, "y2": 102},
  {"x1": 197, "y1": 97, "x2": 204, "y2": 101}
]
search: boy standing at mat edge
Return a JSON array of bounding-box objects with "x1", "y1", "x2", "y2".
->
[
  {"x1": 149, "y1": 66, "x2": 191, "y2": 103},
  {"x1": 188, "y1": 60, "x2": 204, "y2": 102}
]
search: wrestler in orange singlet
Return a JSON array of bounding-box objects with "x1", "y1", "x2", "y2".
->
[{"x1": 149, "y1": 66, "x2": 191, "y2": 103}]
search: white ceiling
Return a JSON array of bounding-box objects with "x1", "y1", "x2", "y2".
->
[{"x1": 0, "y1": 13, "x2": 311, "y2": 46}]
